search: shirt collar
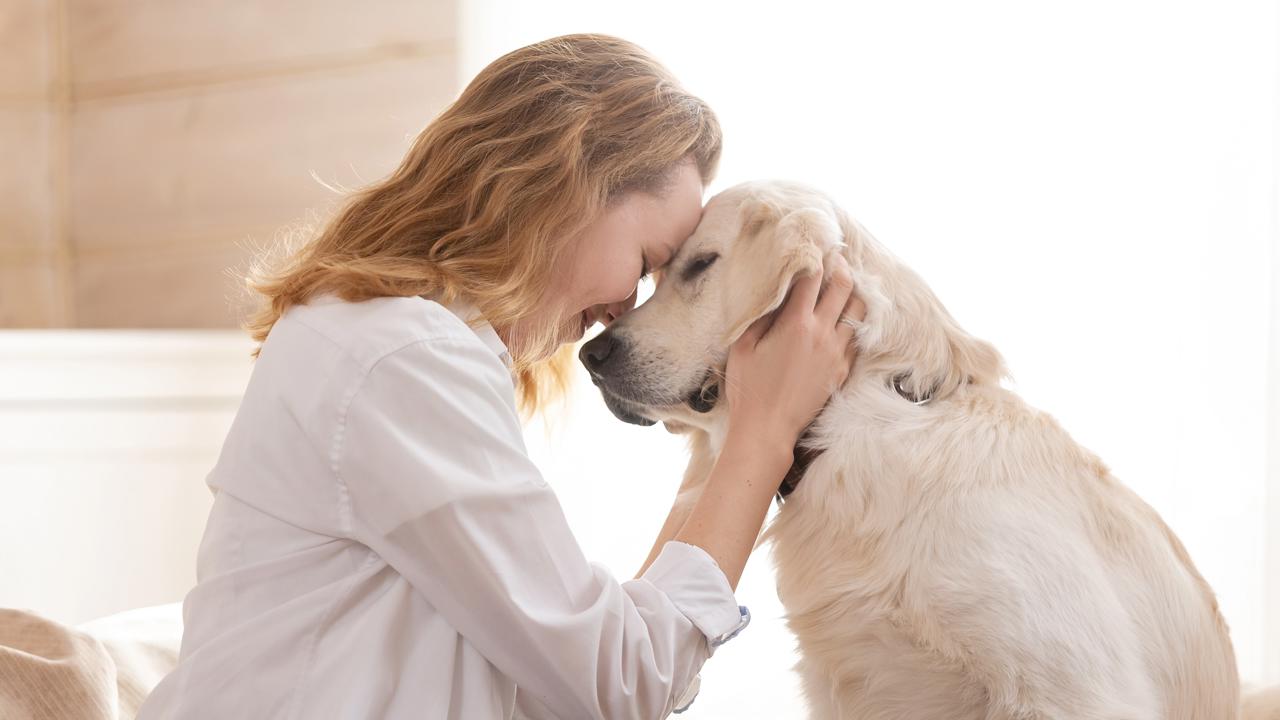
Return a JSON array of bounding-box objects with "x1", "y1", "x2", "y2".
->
[{"x1": 444, "y1": 299, "x2": 512, "y2": 369}]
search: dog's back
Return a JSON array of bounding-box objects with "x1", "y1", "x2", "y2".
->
[{"x1": 768, "y1": 379, "x2": 1240, "y2": 718}]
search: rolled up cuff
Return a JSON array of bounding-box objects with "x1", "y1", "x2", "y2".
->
[{"x1": 640, "y1": 541, "x2": 750, "y2": 653}]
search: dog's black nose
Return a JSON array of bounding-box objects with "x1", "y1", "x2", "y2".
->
[{"x1": 580, "y1": 331, "x2": 621, "y2": 376}]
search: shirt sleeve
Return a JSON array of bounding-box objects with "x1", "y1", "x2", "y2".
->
[{"x1": 334, "y1": 336, "x2": 749, "y2": 720}]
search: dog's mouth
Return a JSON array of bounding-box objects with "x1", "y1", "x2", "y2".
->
[
  {"x1": 589, "y1": 367, "x2": 722, "y2": 425},
  {"x1": 685, "y1": 369, "x2": 720, "y2": 414},
  {"x1": 594, "y1": 386, "x2": 657, "y2": 426}
]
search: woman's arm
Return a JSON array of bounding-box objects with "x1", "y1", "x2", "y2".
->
[
  {"x1": 675, "y1": 255, "x2": 862, "y2": 589},
  {"x1": 340, "y1": 336, "x2": 743, "y2": 719},
  {"x1": 639, "y1": 256, "x2": 862, "y2": 588},
  {"x1": 673, "y1": 432, "x2": 791, "y2": 589},
  {"x1": 636, "y1": 432, "x2": 714, "y2": 578}
]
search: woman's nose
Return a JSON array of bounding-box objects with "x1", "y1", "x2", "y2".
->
[{"x1": 598, "y1": 288, "x2": 639, "y2": 327}]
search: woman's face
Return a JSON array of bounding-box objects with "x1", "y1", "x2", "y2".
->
[{"x1": 502, "y1": 161, "x2": 706, "y2": 353}]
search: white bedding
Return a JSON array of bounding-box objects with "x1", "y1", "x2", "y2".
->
[{"x1": 0, "y1": 603, "x2": 182, "y2": 720}]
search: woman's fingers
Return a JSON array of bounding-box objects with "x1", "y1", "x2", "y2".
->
[
  {"x1": 746, "y1": 253, "x2": 860, "y2": 351},
  {"x1": 779, "y1": 265, "x2": 823, "y2": 325},
  {"x1": 822, "y1": 257, "x2": 862, "y2": 386},
  {"x1": 816, "y1": 254, "x2": 856, "y2": 327},
  {"x1": 734, "y1": 312, "x2": 773, "y2": 351},
  {"x1": 834, "y1": 294, "x2": 866, "y2": 345}
]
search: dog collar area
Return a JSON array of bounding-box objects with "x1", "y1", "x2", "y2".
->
[
  {"x1": 776, "y1": 375, "x2": 947, "y2": 505},
  {"x1": 777, "y1": 428, "x2": 820, "y2": 504},
  {"x1": 776, "y1": 445, "x2": 817, "y2": 503},
  {"x1": 892, "y1": 373, "x2": 936, "y2": 406}
]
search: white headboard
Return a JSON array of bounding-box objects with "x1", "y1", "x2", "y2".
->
[{"x1": 0, "y1": 331, "x2": 252, "y2": 624}]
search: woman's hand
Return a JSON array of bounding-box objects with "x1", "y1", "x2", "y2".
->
[
  {"x1": 671, "y1": 254, "x2": 864, "y2": 589},
  {"x1": 724, "y1": 253, "x2": 865, "y2": 450}
]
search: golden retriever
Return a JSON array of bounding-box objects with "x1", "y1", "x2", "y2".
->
[{"x1": 580, "y1": 180, "x2": 1279, "y2": 719}]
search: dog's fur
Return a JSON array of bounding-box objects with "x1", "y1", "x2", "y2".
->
[{"x1": 582, "y1": 181, "x2": 1279, "y2": 718}]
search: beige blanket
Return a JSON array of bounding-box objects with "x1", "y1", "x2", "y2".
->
[{"x1": 0, "y1": 605, "x2": 181, "y2": 720}]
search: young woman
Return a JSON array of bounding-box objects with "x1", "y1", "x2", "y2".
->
[{"x1": 138, "y1": 34, "x2": 860, "y2": 720}]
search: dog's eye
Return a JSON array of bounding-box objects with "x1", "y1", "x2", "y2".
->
[{"x1": 681, "y1": 253, "x2": 719, "y2": 282}]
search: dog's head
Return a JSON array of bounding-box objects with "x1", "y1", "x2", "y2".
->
[
  {"x1": 578, "y1": 181, "x2": 843, "y2": 430},
  {"x1": 579, "y1": 180, "x2": 1005, "y2": 431}
]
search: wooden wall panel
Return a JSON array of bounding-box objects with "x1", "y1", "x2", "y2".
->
[
  {"x1": 0, "y1": 108, "x2": 53, "y2": 252},
  {"x1": 73, "y1": 240, "x2": 251, "y2": 328},
  {"x1": 0, "y1": 0, "x2": 60, "y2": 327},
  {"x1": 0, "y1": 260, "x2": 59, "y2": 327},
  {"x1": 0, "y1": 0, "x2": 459, "y2": 328},
  {"x1": 70, "y1": 53, "x2": 454, "y2": 326},
  {"x1": 69, "y1": 0, "x2": 454, "y2": 94},
  {"x1": 0, "y1": 1, "x2": 52, "y2": 101},
  {"x1": 71, "y1": 55, "x2": 452, "y2": 254}
]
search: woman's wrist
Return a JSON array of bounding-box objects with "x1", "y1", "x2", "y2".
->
[
  {"x1": 672, "y1": 426, "x2": 793, "y2": 589},
  {"x1": 725, "y1": 412, "x2": 798, "y2": 469},
  {"x1": 718, "y1": 422, "x2": 794, "y2": 487}
]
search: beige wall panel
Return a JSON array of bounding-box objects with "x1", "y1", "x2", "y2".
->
[
  {"x1": 0, "y1": 108, "x2": 53, "y2": 251},
  {"x1": 69, "y1": 0, "x2": 455, "y2": 93},
  {"x1": 73, "y1": 239, "x2": 255, "y2": 327},
  {"x1": 70, "y1": 55, "x2": 455, "y2": 261},
  {"x1": 0, "y1": 258, "x2": 59, "y2": 327},
  {"x1": 0, "y1": 0, "x2": 52, "y2": 100}
]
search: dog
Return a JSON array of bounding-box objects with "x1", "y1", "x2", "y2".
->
[{"x1": 580, "y1": 180, "x2": 1279, "y2": 719}]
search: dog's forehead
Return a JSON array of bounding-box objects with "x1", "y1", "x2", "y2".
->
[
  {"x1": 704, "y1": 185, "x2": 756, "y2": 222},
  {"x1": 687, "y1": 188, "x2": 758, "y2": 250},
  {"x1": 701, "y1": 196, "x2": 742, "y2": 229},
  {"x1": 689, "y1": 181, "x2": 833, "y2": 258}
]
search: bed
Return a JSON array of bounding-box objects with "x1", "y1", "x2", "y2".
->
[{"x1": 0, "y1": 603, "x2": 182, "y2": 720}]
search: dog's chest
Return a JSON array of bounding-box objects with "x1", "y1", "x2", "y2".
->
[
  {"x1": 766, "y1": 440, "x2": 910, "y2": 613},
  {"x1": 765, "y1": 446, "x2": 990, "y2": 718}
]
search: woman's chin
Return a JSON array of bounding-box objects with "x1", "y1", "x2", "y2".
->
[
  {"x1": 568, "y1": 311, "x2": 591, "y2": 343},
  {"x1": 534, "y1": 316, "x2": 585, "y2": 357},
  {"x1": 512, "y1": 312, "x2": 592, "y2": 363}
]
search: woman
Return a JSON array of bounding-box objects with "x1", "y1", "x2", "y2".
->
[{"x1": 138, "y1": 34, "x2": 860, "y2": 719}]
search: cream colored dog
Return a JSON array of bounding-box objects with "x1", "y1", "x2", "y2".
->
[{"x1": 580, "y1": 181, "x2": 1279, "y2": 719}]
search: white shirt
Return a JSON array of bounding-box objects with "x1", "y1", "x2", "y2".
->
[{"x1": 137, "y1": 294, "x2": 748, "y2": 720}]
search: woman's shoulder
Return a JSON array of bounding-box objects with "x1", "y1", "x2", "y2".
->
[{"x1": 269, "y1": 293, "x2": 500, "y2": 374}]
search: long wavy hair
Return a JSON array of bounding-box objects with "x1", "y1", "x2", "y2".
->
[{"x1": 244, "y1": 34, "x2": 721, "y2": 413}]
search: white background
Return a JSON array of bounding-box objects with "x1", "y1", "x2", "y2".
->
[{"x1": 463, "y1": 1, "x2": 1280, "y2": 715}]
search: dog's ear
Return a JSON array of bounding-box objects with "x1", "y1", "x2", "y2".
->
[
  {"x1": 876, "y1": 274, "x2": 1008, "y2": 401},
  {"x1": 722, "y1": 199, "x2": 844, "y2": 342},
  {"x1": 947, "y1": 326, "x2": 1004, "y2": 389},
  {"x1": 918, "y1": 318, "x2": 1006, "y2": 401}
]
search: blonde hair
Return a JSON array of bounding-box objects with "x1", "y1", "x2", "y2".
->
[{"x1": 244, "y1": 34, "x2": 721, "y2": 414}]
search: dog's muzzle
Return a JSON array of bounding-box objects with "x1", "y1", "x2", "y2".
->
[
  {"x1": 579, "y1": 331, "x2": 658, "y2": 426},
  {"x1": 595, "y1": 386, "x2": 656, "y2": 426}
]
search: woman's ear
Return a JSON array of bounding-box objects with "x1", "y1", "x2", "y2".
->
[{"x1": 722, "y1": 201, "x2": 843, "y2": 343}]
